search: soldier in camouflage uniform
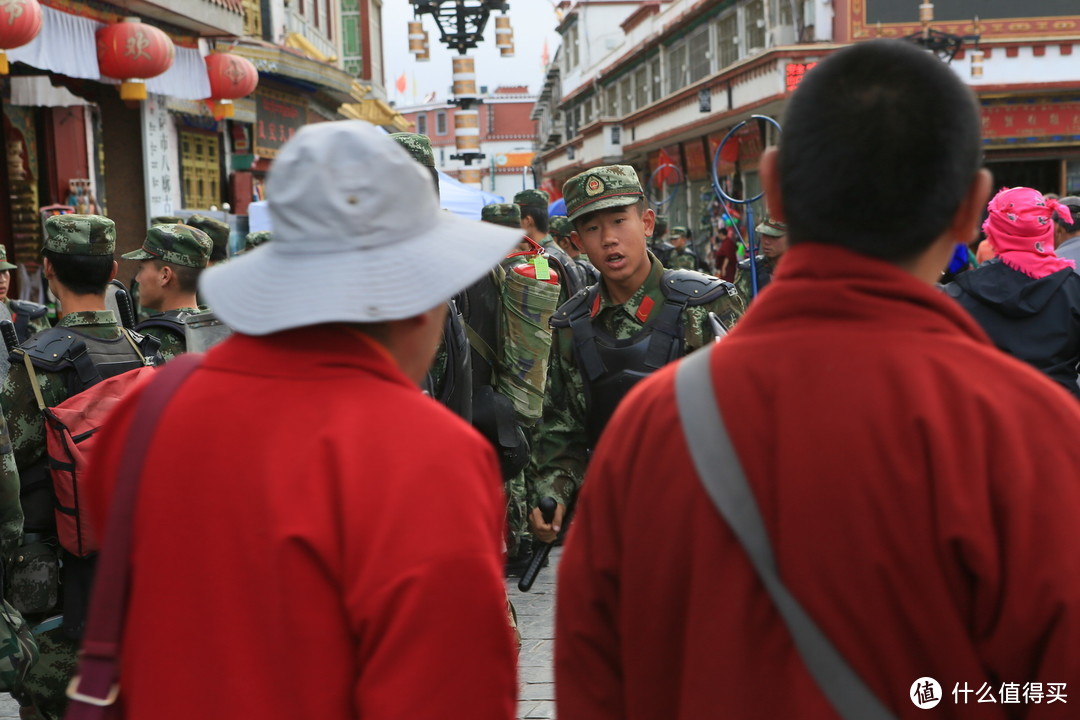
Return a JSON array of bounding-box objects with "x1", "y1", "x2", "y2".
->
[
  {"x1": 736, "y1": 216, "x2": 788, "y2": 301},
  {"x1": 122, "y1": 224, "x2": 215, "y2": 361},
  {"x1": 516, "y1": 190, "x2": 587, "y2": 299},
  {"x1": 3, "y1": 215, "x2": 160, "y2": 720},
  {"x1": 550, "y1": 215, "x2": 598, "y2": 283},
  {"x1": 0, "y1": 246, "x2": 50, "y2": 344},
  {"x1": 527, "y1": 166, "x2": 745, "y2": 542},
  {"x1": 240, "y1": 230, "x2": 271, "y2": 254},
  {"x1": 185, "y1": 214, "x2": 230, "y2": 265},
  {"x1": 668, "y1": 225, "x2": 704, "y2": 271},
  {"x1": 648, "y1": 214, "x2": 676, "y2": 266}
]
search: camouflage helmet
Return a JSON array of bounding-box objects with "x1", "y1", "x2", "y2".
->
[
  {"x1": 0, "y1": 245, "x2": 16, "y2": 271},
  {"x1": 481, "y1": 203, "x2": 522, "y2": 228},
  {"x1": 150, "y1": 215, "x2": 184, "y2": 226},
  {"x1": 185, "y1": 214, "x2": 230, "y2": 262},
  {"x1": 755, "y1": 217, "x2": 787, "y2": 237},
  {"x1": 549, "y1": 215, "x2": 574, "y2": 240},
  {"x1": 514, "y1": 189, "x2": 550, "y2": 211},
  {"x1": 43, "y1": 214, "x2": 115, "y2": 256},
  {"x1": 242, "y1": 230, "x2": 272, "y2": 253},
  {"x1": 121, "y1": 223, "x2": 213, "y2": 268},
  {"x1": 390, "y1": 132, "x2": 435, "y2": 167},
  {"x1": 563, "y1": 165, "x2": 644, "y2": 223}
]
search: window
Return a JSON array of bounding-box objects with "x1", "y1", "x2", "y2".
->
[
  {"x1": 242, "y1": 0, "x2": 261, "y2": 38},
  {"x1": 605, "y1": 84, "x2": 618, "y2": 116},
  {"x1": 778, "y1": 0, "x2": 803, "y2": 26},
  {"x1": 436, "y1": 111, "x2": 447, "y2": 135},
  {"x1": 717, "y1": 12, "x2": 739, "y2": 69},
  {"x1": 180, "y1": 131, "x2": 220, "y2": 210},
  {"x1": 563, "y1": 24, "x2": 580, "y2": 71},
  {"x1": 618, "y1": 76, "x2": 633, "y2": 113},
  {"x1": 649, "y1": 56, "x2": 662, "y2": 100},
  {"x1": 687, "y1": 25, "x2": 712, "y2": 83},
  {"x1": 416, "y1": 114, "x2": 428, "y2": 135},
  {"x1": 341, "y1": 0, "x2": 361, "y2": 76},
  {"x1": 633, "y1": 65, "x2": 649, "y2": 109},
  {"x1": 665, "y1": 41, "x2": 688, "y2": 96},
  {"x1": 745, "y1": 0, "x2": 766, "y2": 53}
]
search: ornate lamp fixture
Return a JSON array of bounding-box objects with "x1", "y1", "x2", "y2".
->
[{"x1": 903, "y1": 1, "x2": 982, "y2": 75}]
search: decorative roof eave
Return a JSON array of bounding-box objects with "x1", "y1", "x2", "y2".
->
[
  {"x1": 340, "y1": 98, "x2": 412, "y2": 132},
  {"x1": 227, "y1": 40, "x2": 356, "y2": 105}
]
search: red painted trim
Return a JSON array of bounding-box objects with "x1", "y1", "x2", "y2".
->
[
  {"x1": 1033, "y1": 46, "x2": 1046, "y2": 56},
  {"x1": 623, "y1": 93, "x2": 786, "y2": 154},
  {"x1": 1006, "y1": 46, "x2": 1019, "y2": 58},
  {"x1": 975, "y1": 81, "x2": 1080, "y2": 95},
  {"x1": 360, "y1": 0, "x2": 371, "y2": 82},
  {"x1": 1063, "y1": 44, "x2": 1074, "y2": 55},
  {"x1": 621, "y1": 2, "x2": 660, "y2": 33}
]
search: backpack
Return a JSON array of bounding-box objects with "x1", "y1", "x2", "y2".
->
[
  {"x1": 136, "y1": 309, "x2": 232, "y2": 354},
  {"x1": 21, "y1": 331, "x2": 158, "y2": 559}
]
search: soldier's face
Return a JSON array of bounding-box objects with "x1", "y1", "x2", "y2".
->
[
  {"x1": 0, "y1": 270, "x2": 8, "y2": 300},
  {"x1": 574, "y1": 205, "x2": 653, "y2": 288},
  {"x1": 760, "y1": 233, "x2": 788, "y2": 259},
  {"x1": 134, "y1": 260, "x2": 166, "y2": 311}
]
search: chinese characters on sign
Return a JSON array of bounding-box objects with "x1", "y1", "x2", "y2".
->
[
  {"x1": 981, "y1": 100, "x2": 1080, "y2": 145},
  {"x1": 253, "y1": 89, "x2": 304, "y2": 159},
  {"x1": 141, "y1": 93, "x2": 175, "y2": 218}
]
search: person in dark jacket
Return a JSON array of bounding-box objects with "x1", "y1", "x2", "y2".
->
[{"x1": 945, "y1": 186, "x2": 1080, "y2": 399}]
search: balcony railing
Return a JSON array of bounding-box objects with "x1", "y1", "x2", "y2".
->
[{"x1": 284, "y1": 8, "x2": 339, "y2": 67}]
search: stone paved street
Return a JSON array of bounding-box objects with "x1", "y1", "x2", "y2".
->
[
  {"x1": 0, "y1": 548, "x2": 564, "y2": 720},
  {"x1": 509, "y1": 546, "x2": 561, "y2": 720}
]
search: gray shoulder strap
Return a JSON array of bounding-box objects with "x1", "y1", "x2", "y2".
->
[{"x1": 674, "y1": 347, "x2": 897, "y2": 720}]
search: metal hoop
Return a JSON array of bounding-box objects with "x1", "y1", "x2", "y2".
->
[
  {"x1": 647, "y1": 163, "x2": 685, "y2": 208},
  {"x1": 710, "y1": 114, "x2": 782, "y2": 205}
]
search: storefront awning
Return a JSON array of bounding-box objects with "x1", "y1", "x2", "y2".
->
[
  {"x1": 228, "y1": 41, "x2": 357, "y2": 106},
  {"x1": 7, "y1": 5, "x2": 210, "y2": 100}
]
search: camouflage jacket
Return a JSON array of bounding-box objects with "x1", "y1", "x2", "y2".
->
[
  {"x1": 137, "y1": 306, "x2": 206, "y2": 362},
  {"x1": 735, "y1": 255, "x2": 777, "y2": 300},
  {"x1": 0, "y1": 415, "x2": 21, "y2": 562},
  {"x1": 527, "y1": 255, "x2": 745, "y2": 507},
  {"x1": 2, "y1": 312, "x2": 129, "y2": 473},
  {"x1": 668, "y1": 248, "x2": 701, "y2": 272}
]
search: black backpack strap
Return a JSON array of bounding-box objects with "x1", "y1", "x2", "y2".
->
[
  {"x1": 660, "y1": 269, "x2": 739, "y2": 307},
  {"x1": 551, "y1": 285, "x2": 605, "y2": 382}
]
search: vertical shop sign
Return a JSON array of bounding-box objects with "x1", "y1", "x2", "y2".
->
[{"x1": 141, "y1": 93, "x2": 175, "y2": 219}]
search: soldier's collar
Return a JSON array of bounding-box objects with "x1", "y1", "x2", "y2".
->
[
  {"x1": 58, "y1": 310, "x2": 117, "y2": 327},
  {"x1": 593, "y1": 253, "x2": 665, "y2": 321}
]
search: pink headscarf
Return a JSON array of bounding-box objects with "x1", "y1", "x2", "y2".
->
[{"x1": 982, "y1": 187, "x2": 1075, "y2": 278}]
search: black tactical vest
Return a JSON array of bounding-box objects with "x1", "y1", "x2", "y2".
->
[
  {"x1": 422, "y1": 299, "x2": 473, "y2": 422},
  {"x1": 551, "y1": 269, "x2": 737, "y2": 445},
  {"x1": 8, "y1": 299, "x2": 48, "y2": 343}
]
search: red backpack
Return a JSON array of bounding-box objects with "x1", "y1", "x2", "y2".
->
[{"x1": 22, "y1": 353, "x2": 157, "y2": 558}]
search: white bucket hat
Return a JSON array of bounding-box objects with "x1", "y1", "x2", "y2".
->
[{"x1": 200, "y1": 120, "x2": 521, "y2": 335}]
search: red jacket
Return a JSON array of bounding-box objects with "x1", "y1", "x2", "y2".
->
[
  {"x1": 86, "y1": 326, "x2": 516, "y2": 720},
  {"x1": 556, "y1": 243, "x2": 1080, "y2": 719}
]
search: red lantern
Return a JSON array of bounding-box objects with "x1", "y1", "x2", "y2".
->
[
  {"x1": 0, "y1": 0, "x2": 44, "y2": 75},
  {"x1": 204, "y1": 53, "x2": 258, "y2": 120},
  {"x1": 96, "y1": 17, "x2": 175, "y2": 101}
]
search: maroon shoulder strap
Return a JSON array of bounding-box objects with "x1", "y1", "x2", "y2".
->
[{"x1": 65, "y1": 353, "x2": 204, "y2": 719}]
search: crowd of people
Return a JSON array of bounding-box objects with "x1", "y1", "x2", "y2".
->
[{"x1": 0, "y1": 38, "x2": 1075, "y2": 720}]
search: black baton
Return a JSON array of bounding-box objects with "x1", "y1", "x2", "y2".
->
[{"x1": 518, "y1": 497, "x2": 557, "y2": 592}]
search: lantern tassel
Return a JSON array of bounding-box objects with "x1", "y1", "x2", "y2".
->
[
  {"x1": 212, "y1": 99, "x2": 235, "y2": 120},
  {"x1": 120, "y1": 79, "x2": 147, "y2": 101},
  {"x1": 0, "y1": 52, "x2": 8, "y2": 76}
]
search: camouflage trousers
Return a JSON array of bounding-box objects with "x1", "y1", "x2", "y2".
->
[
  {"x1": 12, "y1": 624, "x2": 76, "y2": 720},
  {"x1": 505, "y1": 468, "x2": 529, "y2": 557}
]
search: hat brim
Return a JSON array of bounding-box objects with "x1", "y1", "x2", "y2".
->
[
  {"x1": 755, "y1": 226, "x2": 785, "y2": 238},
  {"x1": 200, "y1": 210, "x2": 522, "y2": 335},
  {"x1": 121, "y1": 248, "x2": 155, "y2": 260},
  {"x1": 567, "y1": 192, "x2": 643, "y2": 223}
]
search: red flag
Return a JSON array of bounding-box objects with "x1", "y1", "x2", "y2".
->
[
  {"x1": 541, "y1": 39, "x2": 550, "y2": 67},
  {"x1": 655, "y1": 148, "x2": 680, "y2": 187},
  {"x1": 395, "y1": 73, "x2": 407, "y2": 94}
]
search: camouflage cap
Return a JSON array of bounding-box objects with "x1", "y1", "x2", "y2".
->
[
  {"x1": 653, "y1": 215, "x2": 669, "y2": 235},
  {"x1": 755, "y1": 217, "x2": 788, "y2": 237},
  {"x1": 390, "y1": 132, "x2": 435, "y2": 167},
  {"x1": 563, "y1": 165, "x2": 643, "y2": 223},
  {"x1": 549, "y1": 215, "x2": 574, "y2": 239},
  {"x1": 243, "y1": 230, "x2": 272, "y2": 252},
  {"x1": 0, "y1": 245, "x2": 15, "y2": 271},
  {"x1": 514, "y1": 189, "x2": 550, "y2": 211},
  {"x1": 185, "y1": 214, "x2": 230, "y2": 261},
  {"x1": 150, "y1": 215, "x2": 183, "y2": 226},
  {"x1": 121, "y1": 224, "x2": 213, "y2": 268},
  {"x1": 671, "y1": 225, "x2": 689, "y2": 238},
  {"x1": 43, "y1": 214, "x2": 115, "y2": 256},
  {"x1": 481, "y1": 203, "x2": 522, "y2": 228}
]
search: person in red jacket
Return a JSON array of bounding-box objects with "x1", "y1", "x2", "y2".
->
[
  {"x1": 556, "y1": 40, "x2": 1080, "y2": 720},
  {"x1": 80, "y1": 121, "x2": 522, "y2": 720}
]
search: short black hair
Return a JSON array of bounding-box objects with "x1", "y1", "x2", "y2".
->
[
  {"x1": 152, "y1": 260, "x2": 203, "y2": 294},
  {"x1": 778, "y1": 40, "x2": 983, "y2": 262},
  {"x1": 43, "y1": 249, "x2": 112, "y2": 296},
  {"x1": 1057, "y1": 198, "x2": 1080, "y2": 234},
  {"x1": 520, "y1": 205, "x2": 549, "y2": 234}
]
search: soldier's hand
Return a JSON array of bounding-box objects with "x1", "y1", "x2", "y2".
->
[{"x1": 529, "y1": 502, "x2": 565, "y2": 544}]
